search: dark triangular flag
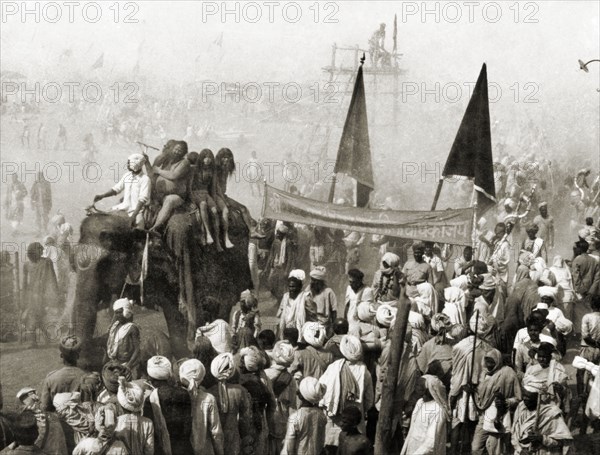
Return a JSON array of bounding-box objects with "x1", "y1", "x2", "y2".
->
[
  {"x1": 91, "y1": 52, "x2": 104, "y2": 70},
  {"x1": 442, "y1": 63, "x2": 496, "y2": 212},
  {"x1": 334, "y1": 56, "x2": 374, "y2": 207}
]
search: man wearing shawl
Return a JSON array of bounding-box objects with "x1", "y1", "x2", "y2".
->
[
  {"x1": 524, "y1": 343, "x2": 570, "y2": 413},
  {"x1": 549, "y1": 256, "x2": 575, "y2": 320},
  {"x1": 374, "y1": 252, "x2": 404, "y2": 302},
  {"x1": 208, "y1": 353, "x2": 253, "y2": 455},
  {"x1": 417, "y1": 313, "x2": 454, "y2": 389},
  {"x1": 449, "y1": 313, "x2": 494, "y2": 454},
  {"x1": 304, "y1": 266, "x2": 337, "y2": 335},
  {"x1": 22, "y1": 241, "x2": 60, "y2": 345},
  {"x1": 533, "y1": 202, "x2": 554, "y2": 249},
  {"x1": 471, "y1": 349, "x2": 522, "y2": 455},
  {"x1": 238, "y1": 346, "x2": 276, "y2": 455},
  {"x1": 511, "y1": 376, "x2": 572, "y2": 455},
  {"x1": 401, "y1": 374, "x2": 450, "y2": 455},
  {"x1": 281, "y1": 377, "x2": 327, "y2": 455},
  {"x1": 144, "y1": 355, "x2": 191, "y2": 455},
  {"x1": 277, "y1": 269, "x2": 307, "y2": 338},
  {"x1": 443, "y1": 287, "x2": 468, "y2": 326},
  {"x1": 320, "y1": 335, "x2": 373, "y2": 452},
  {"x1": 178, "y1": 359, "x2": 224, "y2": 455},
  {"x1": 487, "y1": 223, "x2": 511, "y2": 285},
  {"x1": 345, "y1": 268, "x2": 374, "y2": 331},
  {"x1": 265, "y1": 341, "x2": 297, "y2": 454},
  {"x1": 266, "y1": 223, "x2": 298, "y2": 301},
  {"x1": 105, "y1": 299, "x2": 141, "y2": 379},
  {"x1": 114, "y1": 377, "x2": 154, "y2": 455},
  {"x1": 52, "y1": 392, "x2": 96, "y2": 452},
  {"x1": 291, "y1": 322, "x2": 334, "y2": 380}
]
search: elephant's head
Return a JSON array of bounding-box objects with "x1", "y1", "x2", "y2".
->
[{"x1": 71, "y1": 214, "x2": 144, "y2": 352}]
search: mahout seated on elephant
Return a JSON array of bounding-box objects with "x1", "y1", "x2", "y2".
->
[{"x1": 74, "y1": 141, "x2": 253, "y2": 370}]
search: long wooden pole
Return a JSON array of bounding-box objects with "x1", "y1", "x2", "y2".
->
[
  {"x1": 430, "y1": 178, "x2": 444, "y2": 211},
  {"x1": 374, "y1": 301, "x2": 411, "y2": 455}
]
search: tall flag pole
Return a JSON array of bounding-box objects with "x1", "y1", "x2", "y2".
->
[
  {"x1": 328, "y1": 53, "x2": 374, "y2": 207},
  {"x1": 393, "y1": 14, "x2": 398, "y2": 54},
  {"x1": 431, "y1": 63, "x2": 496, "y2": 216}
]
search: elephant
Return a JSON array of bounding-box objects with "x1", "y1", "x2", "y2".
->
[{"x1": 71, "y1": 203, "x2": 252, "y2": 371}]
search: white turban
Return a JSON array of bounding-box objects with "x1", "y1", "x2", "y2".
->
[
  {"x1": 536, "y1": 302, "x2": 549, "y2": 311},
  {"x1": 522, "y1": 374, "x2": 546, "y2": 394},
  {"x1": 272, "y1": 340, "x2": 295, "y2": 367},
  {"x1": 53, "y1": 392, "x2": 79, "y2": 411},
  {"x1": 196, "y1": 319, "x2": 233, "y2": 354},
  {"x1": 357, "y1": 302, "x2": 375, "y2": 322},
  {"x1": 376, "y1": 304, "x2": 396, "y2": 328},
  {"x1": 538, "y1": 286, "x2": 558, "y2": 300},
  {"x1": 469, "y1": 312, "x2": 490, "y2": 336},
  {"x1": 113, "y1": 298, "x2": 134, "y2": 318},
  {"x1": 117, "y1": 377, "x2": 144, "y2": 412},
  {"x1": 240, "y1": 346, "x2": 265, "y2": 372},
  {"x1": 147, "y1": 356, "x2": 172, "y2": 380},
  {"x1": 289, "y1": 269, "x2": 306, "y2": 282},
  {"x1": 310, "y1": 266, "x2": 327, "y2": 281},
  {"x1": 381, "y1": 252, "x2": 400, "y2": 270},
  {"x1": 298, "y1": 377, "x2": 327, "y2": 405},
  {"x1": 128, "y1": 153, "x2": 145, "y2": 172},
  {"x1": 340, "y1": 334, "x2": 363, "y2": 362},
  {"x1": 210, "y1": 353, "x2": 237, "y2": 381},
  {"x1": 179, "y1": 359, "x2": 205, "y2": 392},
  {"x1": 554, "y1": 317, "x2": 573, "y2": 334},
  {"x1": 408, "y1": 311, "x2": 426, "y2": 330},
  {"x1": 539, "y1": 334, "x2": 557, "y2": 347},
  {"x1": 302, "y1": 322, "x2": 327, "y2": 348}
]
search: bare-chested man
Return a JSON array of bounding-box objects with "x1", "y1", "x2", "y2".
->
[{"x1": 149, "y1": 140, "x2": 191, "y2": 233}]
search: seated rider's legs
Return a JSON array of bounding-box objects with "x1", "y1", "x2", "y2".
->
[
  {"x1": 151, "y1": 194, "x2": 184, "y2": 230},
  {"x1": 216, "y1": 196, "x2": 234, "y2": 249}
]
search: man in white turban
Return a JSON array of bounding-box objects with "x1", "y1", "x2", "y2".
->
[
  {"x1": 345, "y1": 268, "x2": 374, "y2": 332},
  {"x1": 93, "y1": 153, "x2": 150, "y2": 228},
  {"x1": 305, "y1": 266, "x2": 337, "y2": 336},
  {"x1": 374, "y1": 252, "x2": 403, "y2": 302},
  {"x1": 106, "y1": 298, "x2": 141, "y2": 379},
  {"x1": 114, "y1": 377, "x2": 154, "y2": 454},
  {"x1": 291, "y1": 323, "x2": 333, "y2": 380},
  {"x1": 281, "y1": 377, "x2": 327, "y2": 455},
  {"x1": 277, "y1": 269, "x2": 307, "y2": 338},
  {"x1": 208, "y1": 354, "x2": 253, "y2": 455},
  {"x1": 511, "y1": 375, "x2": 572, "y2": 455}
]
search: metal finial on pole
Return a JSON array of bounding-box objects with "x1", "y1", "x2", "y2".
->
[{"x1": 360, "y1": 52, "x2": 366, "y2": 66}]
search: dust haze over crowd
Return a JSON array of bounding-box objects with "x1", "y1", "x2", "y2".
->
[{"x1": 1, "y1": 0, "x2": 599, "y2": 238}]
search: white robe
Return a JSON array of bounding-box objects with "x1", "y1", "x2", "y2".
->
[{"x1": 401, "y1": 398, "x2": 447, "y2": 455}]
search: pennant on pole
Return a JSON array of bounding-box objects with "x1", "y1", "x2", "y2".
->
[
  {"x1": 442, "y1": 63, "x2": 496, "y2": 212},
  {"x1": 333, "y1": 55, "x2": 374, "y2": 207}
]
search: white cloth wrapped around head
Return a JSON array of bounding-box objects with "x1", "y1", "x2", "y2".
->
[
  {"x1": 128, "y1": 153, "x2": 146, "y2": 172},
  {"x1": 272, "y1": 340, "x2": 295, "y2": 367},
  {"x1": 288, "y1": 269, "x2": 306, "y2": 282},
  {"x1": 538, "y1": 286, "x2": 558, "y2": 300},
  {"x1": 147, "y1": 356, "x2": 172, "y2": 380},
  {"x1": 113, "y1": 298, "x2": 134, "y2": 318},
  {"x1": 211, "y1": 353, "x2": 237, "y2": 381},
  {"x1": 298, "y1": 377, "x2": 327, "y2": 404},
  {"x1": 357, "y1": 302, "x2": 376, "y2": 322},
  {"x1": 340, "y1": 334, "x2": 363, "y2": 362},
  {"x1": 117, "y1": 377, "x2": 144, "y2": 412},
  {"x1": 522, "y1": 374, "x2": 546, "y2": 393},
  {"x1": 469, "y1": 311, "x2": 490, "y2": 336},
  {"x1": 310, "y1": 266, "x2": 327, "y2": 281},
  {"x1": 376, "y1": 304, "x2": 397, "y2": 328},
  {"x1": 302, "y1": 322, "x2": 327, "y2": 348},
  {"x1": 179, "y1": 359, "x2": 206, "y2": 392},
  {"x1": 239, "y1": 346, "x2": 265, "y2": 372},
  {"x1": 53, "y1": 392, "x2": 80, "y2": 411},
  {"x1": 196, "y1": 319, "x2": 233, "y2": 354},
  {"x1": 381, "y1": 252, "x2": 400, "y2": 272}
]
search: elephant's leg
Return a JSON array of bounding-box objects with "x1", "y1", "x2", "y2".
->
[{"x1": 160, "y1": 297, "x2": 191, "y2": 359}]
